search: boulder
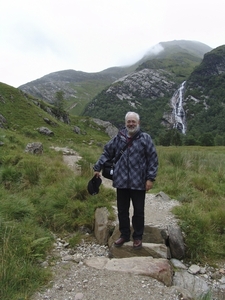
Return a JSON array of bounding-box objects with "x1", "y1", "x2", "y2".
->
[
  {"x1": 110, "y1": 241, "x2": 168, "y2": 259},
  {"x1": 92, "y1": 118, "x2": 118, "y2": 138},
  {"x1": 168, "y1": 225, "x2": 185, "y2": 259},
  {"x1": 25, "y1": 142, "x2": 43, "y2": 154},
  {"x1": 73, "y1": 126, "x2": 81, "y2": 134},
  {"x1": 84, "y1": 256, "x2": 173, "y2": 287},
  {"x1": 37, "y1": 126, "x2": 54, "y2": 136},
  {"x1": 94, "y1": 207, "x2": 110, "y2": 245},
  {"x1": 173, "y1": 270, "x2": 210, "y2": 298},
  {"x1": 143, "y1": 225, "x2": 168, "y2": 244}
]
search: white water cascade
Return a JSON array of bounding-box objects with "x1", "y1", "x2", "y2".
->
[{"x1": 171, "y1": 81, "x2": 186, "y2": 134}]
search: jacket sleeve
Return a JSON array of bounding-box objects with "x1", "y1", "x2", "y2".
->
[
  {"x1": 93, "y1": 136, "x2": 117, "y2": 172},
  {"x1": 144, "y1": 133, "x2": 158, "y2": 181}
]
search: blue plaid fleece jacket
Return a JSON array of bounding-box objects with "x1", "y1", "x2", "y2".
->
[{"x1": 93, "y1": 128, "x2": 158, "y2": 190}]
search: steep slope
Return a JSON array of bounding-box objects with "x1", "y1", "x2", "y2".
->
[
  {"x1": 83, "y1": 41, "x2": 211, "y2": 139},
  {"x1": 0, "y1": 83, "x2": 54, "y2": 129},
  {"x1": 0, "y1": 82, "x2": 111, "y2": 146},
  {"x1": 183, "y1": 45, "x2": 225, "y2": 138}
]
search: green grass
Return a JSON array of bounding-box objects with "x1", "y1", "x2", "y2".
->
[
  {"x1": 0, "y1": 127, "x2": 114, "y2": 300},
  {"x1": 1, "y1": 82, "x2": 225, "y2": 299},
  {"x1": 1, "y1": 132, "x2": 225, "y2": 300},
  {"x1": 1, "y1": 124, "x2": 225, "y2": 300},
  {"x1": 153, "y1": 146, "x2": 225, "y2": 264}
]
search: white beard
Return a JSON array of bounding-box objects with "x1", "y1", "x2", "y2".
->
[{"x1": 126, "y1": 124, "x2": 140, "y2": 135}]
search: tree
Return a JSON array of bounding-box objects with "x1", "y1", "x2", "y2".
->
[
  {"x1": 199, "y1": 133, "x2": 214, "y2": 146},
  {"x1": 158, "y1": 129, "x2": 183, "y2": 146},
  {"x1": 158, "y1": 131, "x2": 171, "y2": 146},
  {"x1": 214, "y1": 134, "x2": 225, "y2": 146},
  {"x1": 54, "y1": 91, "x2": 65, "y2": 115},
  {"x1": 170, "y1": 129, "x2": 182, "y2": 146},
  {"x1": 183, "y1": 134, "x2": 198, "y2": 146}
]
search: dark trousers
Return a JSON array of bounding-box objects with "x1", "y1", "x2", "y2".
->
[{"x1": 116, "y1": 188, "x2": 145, "y2": 240}]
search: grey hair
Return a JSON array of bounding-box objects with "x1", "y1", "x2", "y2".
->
[{"x1": 125, "y1": 112, "x2": 140, "y2": 121}]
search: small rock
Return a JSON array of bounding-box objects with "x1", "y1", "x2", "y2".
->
[
  {"x1": 75, "y1": 293, "x2": 84, "y2": 300},
  {"x1": 219, "y1": 276, "x2": 225, "y2": 284},
  {"x1": 170, "y1": 258, "x2": 187, "y2": 270},
  {"x1": 199, "y1": 267, "x2": 206, "y2": 274},
  {"x1": 188, "y1": 264, "x2": 200, "y2": 275},
  {"x1": 63, "y1": 255, "x2": 74, "y2": 261}
]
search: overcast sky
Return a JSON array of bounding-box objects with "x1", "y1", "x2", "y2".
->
[{"x1": 1, "y1": 0, "x2": 225, "y2": 88}]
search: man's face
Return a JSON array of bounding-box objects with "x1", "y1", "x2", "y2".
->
[{"x1": 125, "y1": 115, "x2": 140, "y2": 134}]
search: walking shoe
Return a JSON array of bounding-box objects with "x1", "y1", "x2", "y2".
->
[
  {"x1": 133, "y1": 239, "x2": 142, "y2": 249},
  {"x1": 114, "y1": 237, "x2": 130, "y2": 247}
]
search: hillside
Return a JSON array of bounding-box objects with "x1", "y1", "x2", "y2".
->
[
  {"x1": 83, "y1": 45, "x2": 225, "y2": 145},
  {"x1": 0, "y1": 82, "x2": 112, "y2": 148},
  {"x1": 18, "y1": 68, "x2": 129, "y2": 116}
]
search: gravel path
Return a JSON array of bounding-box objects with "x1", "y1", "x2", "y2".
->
[{"x1": 33, "y1": 252, "x2": 180, "y2": 300}]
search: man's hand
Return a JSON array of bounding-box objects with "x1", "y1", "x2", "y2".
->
[
  {"x1": 146, "y1": 180, "x2": 153, "y2": 191},
  {"x1": 94, "y1": 171, "x2": 101, "y2": 178}
]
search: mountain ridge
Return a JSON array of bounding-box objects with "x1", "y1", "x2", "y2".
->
[{"x1": 18, "y1": 40, "x2": 211, "y2": 116}]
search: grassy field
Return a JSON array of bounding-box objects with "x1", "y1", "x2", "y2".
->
[
  {"x1": 1, "y1": 126, "x2": 225, "y2": 299},
  {"x1": 154, "y1": 146, "x2": 225, "y2": 263}
]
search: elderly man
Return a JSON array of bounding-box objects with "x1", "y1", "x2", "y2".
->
[{"x1": 93, "y1": 112, "x2": 158, "y2": 249}]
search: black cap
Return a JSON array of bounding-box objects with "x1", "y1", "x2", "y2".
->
[{"x1": 87, "y1": 176, "x2": 102, "y2": 195}]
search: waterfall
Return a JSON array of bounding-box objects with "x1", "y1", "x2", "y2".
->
[{"x1": 171, "y1": 81, "x2": 186, "y2": 134}]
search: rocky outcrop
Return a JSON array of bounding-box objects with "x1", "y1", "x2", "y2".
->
[
  {"x1": 32, "y1": 99, "x2": 70, "y2": 124},
  {"x1": 188, "y1": 46, "x2": 225, "y2": 83},
  {"x1": 106, "y1": 69, "x2": 175, "y2": 101},
  {"x1": 43, "y1": 117, "x2": 58, "y2": 126},
  {"x1": 0, "y1": 114, "x2": 7, "y2": 128},
  {"x1": 92, "y1": 118, "x2": 118, "y2": 138}
]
